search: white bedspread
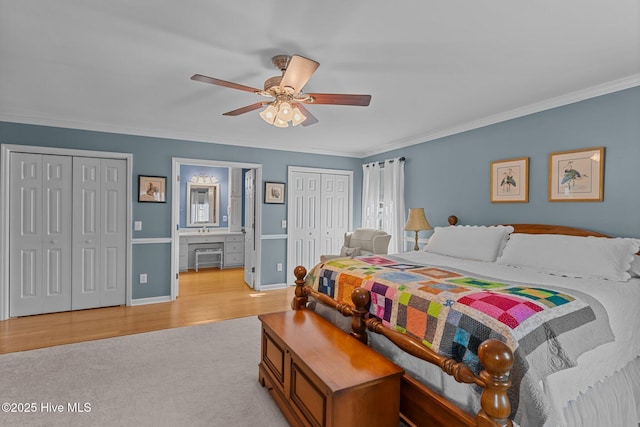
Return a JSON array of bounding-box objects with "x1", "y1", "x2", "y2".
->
[{"x1": 396, "y1": 251, "x2": 640, "y2": 425}]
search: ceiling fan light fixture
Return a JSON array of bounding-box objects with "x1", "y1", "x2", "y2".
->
[
  {"x1": 276, "y1": 101, "x2": 293, "y2": 121},
  {"x1": 291, "y1": 106, "x2": 306, "y2": 126},
  {"x1": 273, "y1": 117, "x2": 289, "y2": 128},
  {"x1": 192, "y1": 54, "x2": 370, "y2": 129},
  {"x1": 259, "y1": 103, "x2": 278, "y2": 124}
]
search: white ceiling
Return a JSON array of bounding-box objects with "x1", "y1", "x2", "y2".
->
[{"x1": 1, "y1": 1, "x2": 639, "y2": 158}]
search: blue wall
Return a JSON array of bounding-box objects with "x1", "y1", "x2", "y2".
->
[
  {"x1": 179, "y1": 164, "x2": 229, "y2": 228},
  {"x1": 366, "y1": 87, "x2": 640, "y2": 240},
  {"x1": 0, "y1": 123, "x2": 361, "y2": 297},
  {"x1": 1, "y1": 86, "x2": 637, "y2": 300},
  {"x1": 132, "y1": 243, "x2": 172, "y2": 299}
]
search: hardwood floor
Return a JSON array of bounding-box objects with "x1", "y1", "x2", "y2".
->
[{"x1": 0, "y1": 268, "x2": 294, "y2": 355}]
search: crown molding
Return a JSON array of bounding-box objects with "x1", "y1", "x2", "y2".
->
[
  {"x1": 0, "y1": 112, "x2": 359, "y2": 158},
  {"x1": 2, "y1": 75, "x2": 637, "y2": 160},
  {"x1": 362, "y1": 74, "x2": 640, "y2": 158}
]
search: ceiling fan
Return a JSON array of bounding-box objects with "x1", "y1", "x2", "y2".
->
[{"x1": 191, "y1": 54, "x2": 371, "y2": 127}]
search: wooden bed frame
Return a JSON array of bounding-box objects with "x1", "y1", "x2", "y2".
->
[{"x1": 290, "y1": 216, "x2": 617, "y2": 427}]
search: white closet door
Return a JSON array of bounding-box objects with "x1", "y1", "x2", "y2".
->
[
  {"x1": 72, "y1": 157, "x2": 126, "y2": 310},
  {"x1": 72, "y1": 157, "x2": 101, "y2": 309},
  {"x1": 9, "y1": 153, "x2": 72, "y2": 316},
  {"x1": 320, "y1": 174, "x2": 349, "y2": 256},
  {"x1": 289, "y1": 172, "x2": 321, "y2": 273},
  {"x1": 99, "y1": 158, "x2": 127, "y2": 307}
]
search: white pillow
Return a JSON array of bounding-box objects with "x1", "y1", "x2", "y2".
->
[
  {"x1": 496, "y1": 233, "x2": 640, "y2": 282},
  {"x1": 629, "y1": 255, "x2": 640, "y2": 278},
  {"x1": 424, "y1": 225, "x2": 514, "y2": 262},
  {"x1": 340, "y1": 246, "x2": 361, "y2": 257}
]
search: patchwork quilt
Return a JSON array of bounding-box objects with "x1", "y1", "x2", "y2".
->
[{"x1": 305, "y1": 254, "x2": 614, "y2": 426}]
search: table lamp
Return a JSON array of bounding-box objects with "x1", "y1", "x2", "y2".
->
[{"x1": 403, "y1": 208, "x2": 432, "y2": 251}]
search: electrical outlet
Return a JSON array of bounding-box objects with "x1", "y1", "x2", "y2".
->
[
  {"x1": 139, "y1": 273, "x2": 148, "y2": 284},
  {"x1": 276, "y1": 263, "x2": 283, "y2": 272}
]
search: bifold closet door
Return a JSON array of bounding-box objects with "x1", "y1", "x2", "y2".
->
[
  {"x1": 9, "y1": 153, "x2": 72, "y2": 316},
  {"x1": 289, "y1": 170, "x2": 351, "y2": 278},
  {"x1": 72, "y1": 157, "x2": 126, "y2": 310},
  {"x1": 290, "y1": 172, "x2": 322, "y2": 270},
  {"x1": 320, "y1": 174, "x2": 349, "y2": 256}
]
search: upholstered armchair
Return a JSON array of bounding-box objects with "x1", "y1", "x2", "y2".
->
[{"x1": 320, "y1": 228, "x2": 392, "y2": 262}]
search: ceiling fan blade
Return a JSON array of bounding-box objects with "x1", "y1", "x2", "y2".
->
[
  {"x1": 222, "y1": 102, "x2": 267, "y2": 116},
  {"x1": 305, "y1": 93, "x2": 372, "y2": 106},
  {"x1": 191, "y1": 74, "x2": 261, "y2": 93},
  {"x1": 294, "y1": 104, "x2": 319, "y2": 126},
  {"x1": 279, "y1": 55, "x2": 319, "y2": 93}
]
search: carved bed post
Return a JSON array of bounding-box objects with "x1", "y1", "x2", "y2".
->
[
  {"x1": 291, "y1": 266, "x2": 308, "y2": 310},
  {"x1": 350, "y1": 287, "x2": 370, "y2": 345},
  {"x1": 476, "y1": 339, "x2": 514, "y2": 427}
]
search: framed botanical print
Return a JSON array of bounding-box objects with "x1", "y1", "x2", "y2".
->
[
  {"x1": 548, "y1": 147, "x2": 604, "y2": 202},
  {"x1": 490, "y1": 157, "x2": 529, "y2": 203}
]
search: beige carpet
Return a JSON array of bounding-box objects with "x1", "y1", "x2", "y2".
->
[{"x1": 0, "y1": 316, "x2": 287, "y2": 426}]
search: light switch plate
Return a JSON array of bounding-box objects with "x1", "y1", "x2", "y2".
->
[{"x1": 134, "y1": 221, "x2": 142, "y2": 231}]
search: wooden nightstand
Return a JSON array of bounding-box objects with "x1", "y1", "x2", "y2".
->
[{"x1": 258, "y1": 310, "x2": 404, "y2": 427}]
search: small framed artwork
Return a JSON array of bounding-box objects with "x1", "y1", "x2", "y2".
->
[
  {"x1": 490, "y1": 157, "x2": 529, "y2": 203},
  {"x1": 548, "y1": 147, "x2": 604, "y2": 202},
  {"x1": 138, "y1": 175, "x2": 166, "y2": 203},
  {"x1": 264, "y1": 182, "x2": 285, "y2": 204}
]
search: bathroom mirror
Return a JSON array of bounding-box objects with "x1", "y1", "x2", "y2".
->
[{"x1": 187, "y1": 182, "x2": 220, "y2": 226}]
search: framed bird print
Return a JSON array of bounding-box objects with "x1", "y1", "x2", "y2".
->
[
  {"x1": 490, "y1": 157, "x2": 529, "y2": 203},
  {"x1": 264, "y1": 182, "x2": 285, "y2": 204},
  {"x1": 138, "y1": 175, "x2": 166, "y2": 203},
  {"x1": 548, "y1": 147, "x2": 604, "y2": 202}
]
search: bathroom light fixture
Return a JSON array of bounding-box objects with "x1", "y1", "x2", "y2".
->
[{"x1": 190, "y1": 174, "x2": 218, "y2": 184}]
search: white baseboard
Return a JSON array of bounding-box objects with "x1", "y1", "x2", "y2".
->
[
  {"x1": 130, "y1": 295, "x2": 172, "y2": 306},
  {"x1": 258, "y1": 283, "x2": 287, "y2": 291}
]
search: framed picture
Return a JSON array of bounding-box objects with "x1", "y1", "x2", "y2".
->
[
  {"x1": 490, "y1": 157, "x2": 529, "y2": 203},
  {"x1": 264, "y1": 182, "x2": 285, "y2": 204},
  {"x1": 548, "y1": 147, "x2": 604, "y2": 202},
  {"x1": 138, "y1": 175, "x2": 166, "y2": 203}
]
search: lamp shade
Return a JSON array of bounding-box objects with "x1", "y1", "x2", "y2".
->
[
  {"x1": 259, "y1": 104, "x2": 278, "y2": 124},
  {"x1": 276, "y1": 101, "x2": 293, "y2": 121},
  {"x1": 403, "y1": 208, "x2": 432, "y2": 231},
  {"x1": 273, "y1": 117, "x2": 289, "y2": 128},
  {"x1": 291, "y1": 106, "x2": 306, "y2": 126}
]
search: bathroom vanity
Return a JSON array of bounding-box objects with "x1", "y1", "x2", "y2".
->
[{"x1": 178, "y1": 229, "x2": 244, "y2": 271}]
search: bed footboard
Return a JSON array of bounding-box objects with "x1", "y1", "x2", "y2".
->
[{"x1": 292, "y1": 265, "x2": 514, "y2": 427}]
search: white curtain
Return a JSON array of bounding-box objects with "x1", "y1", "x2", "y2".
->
[
  {"x1": 361, "y1": 162, "x2": 381, "y2": 229},
  {"x1": 382, "y1": 158, "x2": 405, "y2": 254}
]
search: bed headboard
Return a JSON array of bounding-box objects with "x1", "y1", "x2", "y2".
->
[
  {"x1": 447, "y1": 215, "x2": 611, "y2": 238},
  {"x1": 503, "y1": 224, "x2": 611, "y2": 237}
]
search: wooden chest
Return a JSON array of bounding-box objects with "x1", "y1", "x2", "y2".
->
[{"x1": 258, "y1": 310, "x2": 404, "y2": 427}]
